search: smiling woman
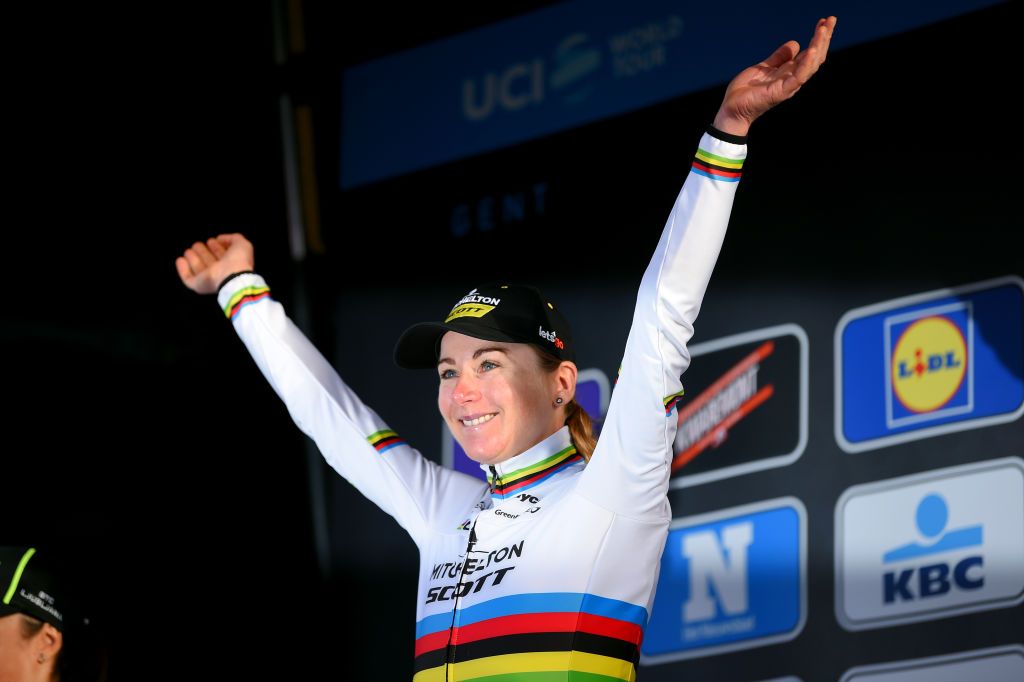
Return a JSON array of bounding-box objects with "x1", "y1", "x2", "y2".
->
[
  {"x1": 175, "y1": 16, "x2": 835, "y2": 681},
  {"x1": 436, "y1": 335, "x2": 569, "y2": 466}
]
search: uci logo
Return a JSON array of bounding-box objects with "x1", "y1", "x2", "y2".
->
[{"x1": 891, "y1": 315, "x2": 967, "y2": 413}]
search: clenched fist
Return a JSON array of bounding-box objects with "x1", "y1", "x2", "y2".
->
[{"x1": 175, "y1": 233, "x2": 256, "y2": 295}]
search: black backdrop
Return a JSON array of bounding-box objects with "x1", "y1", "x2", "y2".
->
[{"x1": 4, "y1": 2, "x2": 1021, "y2": 680}]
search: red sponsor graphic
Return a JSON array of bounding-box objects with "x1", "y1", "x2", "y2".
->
[{"x1": 672, "y1": 341, "x2": 775, "y2": 472}]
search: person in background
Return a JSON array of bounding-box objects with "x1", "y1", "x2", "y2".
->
[{"x1": 0, "y1": 547, "x2": 106, "y2": 682}]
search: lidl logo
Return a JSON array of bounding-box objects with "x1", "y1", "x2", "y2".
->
[
  {"x1": 890, "y1": 315, "x2": 968, "y2": 412},
  {"x1": 835, "y1": 458, "x2": 1024, "y2": 631},
  {"x1": 836, "y1": 276, "x2": 1023, "y2": 453},
  {"x1": 839, "y1": 644, "x2": 1024, "y2": 681},
  {"x1": 886, "y1": 305, "x2": 971, "y2": 426},
  {"x1": 641, "y1": 498, "x2": 806, "y2": 663}
]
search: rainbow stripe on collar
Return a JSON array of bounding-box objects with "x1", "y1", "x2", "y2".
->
[{"x1": 487, "y1": 445, "x2": 582, "y2": 500}]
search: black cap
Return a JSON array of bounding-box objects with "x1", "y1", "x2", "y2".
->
[
  {"x1": 0, "y1": 547, "x2": 66, "y2": 630},
  {"x1": 394, "y1": 284, "x2": 575, "y2": 369}
]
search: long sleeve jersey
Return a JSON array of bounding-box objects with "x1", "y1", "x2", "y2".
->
[{"x1": 216, "y1": 130, "x2": 745, "y2": 681}]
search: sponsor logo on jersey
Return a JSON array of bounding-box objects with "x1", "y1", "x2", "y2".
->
[
  {"x1": 835, "y1": 276, "x2": 1024, "y2": 453},
  {"x1": 835, "y1": 458, "x2": 1024, "y2": 630},
  {"x1": 669, "y1": 324, "x2": 807, "y2": 490},
  {"x1": 426, "y1": 540, "x2": 524, "y2": 604},
  {"x1": 839, "y1": 644, "x2": 1024, "y2": 681},
  {"x1": 641, "y1": 497, "x2": 806, "y2": 664}
]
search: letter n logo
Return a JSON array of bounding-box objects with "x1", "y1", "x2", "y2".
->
[{"x1": 683, "y1": 522, "x2": 753, "y2": 622}]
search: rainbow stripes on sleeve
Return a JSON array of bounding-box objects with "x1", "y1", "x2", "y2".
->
[
  {"x1": 367, "y1": 429, "x2": 406, "y2": 454},
  {"x1": 413, "y1": 592, "x2": 647, "y2": 681},
  {"x1": 691, "y1": 147, "x2": 744, "y2": 182},
  {"x1": 663, "y1": 388, "x2": 685, "y2": 416},
  {"x1": 222, "y1": 285, "x2": 272, "y2": 319},
  {"x1": 487, "y1": 445, "x2": 583, "y2": 501}
]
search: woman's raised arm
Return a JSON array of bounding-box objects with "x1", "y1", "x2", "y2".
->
[{"x1": 576, "y1": 17, "x2": 836, "y2": 518}]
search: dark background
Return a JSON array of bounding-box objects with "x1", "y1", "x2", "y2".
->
[{"x1": 5, "y1": 1, "x2": 1022, "y2": 680}]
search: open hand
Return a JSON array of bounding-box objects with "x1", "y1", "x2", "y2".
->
[
  {"x1": 175, "y1": 233, "x2": 255, "y2": 295},
  {"x1": 714, "y1": 16, "x2": 836, "y2": 137}
]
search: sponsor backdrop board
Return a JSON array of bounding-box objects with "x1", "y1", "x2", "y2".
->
[
  {"x1": 836, "y1": 277, "x2": 1023, "y2": 453},
  {"x1": 669, "y1": 324, "x2": 808, "y2": 489},
  {"x1": 835, "y1": 458, "x2": 1024, "y2": 631},
  {"x1": 641, "y1": 498, "x2": 806, "y2": 663},
  {"x1": 320, "y1": 3, "x2": 1023, "y2": 679}
]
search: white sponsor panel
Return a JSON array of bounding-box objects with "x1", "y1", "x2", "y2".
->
[
  {"x1": 835, "y1": 458, "x2": 1024, "y2": 630},
  {"x1": 840, "y1": 644, "x2": 1024, "y2": 681}
]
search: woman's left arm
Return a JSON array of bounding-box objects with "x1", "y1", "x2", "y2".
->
[{"x1": 576, "y1": 17, "x2": 835, "y2": 518}]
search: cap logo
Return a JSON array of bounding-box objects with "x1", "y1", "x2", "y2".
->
[
  {"x1": 539, "y1": 325, "x2": 564, "y2": 350},
  {"x1": 446, "y1": 289, "x2": 503, "y2": 322},
  {"x1": 446, "y1": 304, "x2": 496, "y2": 322},
  {"x1": 455, "y1": 288, "x2": 502, "y2": 307}
]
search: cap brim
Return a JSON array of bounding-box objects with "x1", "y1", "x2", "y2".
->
[
  {"x1": 393, "y1": 321, "x2": 524, "y2": 369},
  {"x1": 0, "y1": 602, "x2": 19, "y2": 618},
  {"x1": 393, "y1": 322, "x2": 449, "y2": 369}
]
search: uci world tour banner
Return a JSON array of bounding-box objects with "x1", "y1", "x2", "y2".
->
[{"x1": 340, "y1": 0, "x2": 1006, "y2": 188}]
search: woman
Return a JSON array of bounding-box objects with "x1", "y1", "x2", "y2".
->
[
  {"x1": 0, "y1": 546, "x2": 106, "y2": 682},
  {"x1": 176, "y1": 17, "x2": 835, "y2": 680}
]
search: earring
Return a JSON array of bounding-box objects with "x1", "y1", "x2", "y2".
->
[
  {"x1": 37, "y1": 653, "x2": 46, "y2": 664},
  {"x1": 554, "y1": 396, "x2": 564, "y2": 405}
]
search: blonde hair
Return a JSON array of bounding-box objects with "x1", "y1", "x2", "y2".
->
[{"x1": 532, "y1": 347, "x2": 598, "y2": 461}]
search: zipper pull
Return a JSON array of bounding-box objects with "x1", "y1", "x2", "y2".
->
[{"x1": 489, "y1": 465, "x2": 501, "y2": 492}]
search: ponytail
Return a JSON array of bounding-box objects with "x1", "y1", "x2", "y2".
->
[
  {"x1": 564, "y1": 399, "x2": 597, "y2": 461},
  {"x1": 531, "y1": 346, "x2": 599, "y2": 461}
]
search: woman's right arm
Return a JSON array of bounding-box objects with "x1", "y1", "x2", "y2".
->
[{"x1": 176, "y1": 235, "x2": 488, "y2": 542}]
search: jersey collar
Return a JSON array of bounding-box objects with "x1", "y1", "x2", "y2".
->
[{"x1": 482, "y1": 426, "x2": 585, "y2": 500}]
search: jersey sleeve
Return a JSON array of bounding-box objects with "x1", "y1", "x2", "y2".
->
[
  {"x1": 217, "y1": 274, "x2": 487, "y2": 543},
  {"x1": 575, "y1": 131, "x2": 746, "y2": 518}
]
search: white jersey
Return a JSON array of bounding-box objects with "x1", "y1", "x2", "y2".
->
[{"x1": 217, "y1": 130, "x2": 745, "y2": 681}]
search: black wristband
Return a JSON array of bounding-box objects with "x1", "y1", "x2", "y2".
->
[
  {"x1": 707, "y1": 124, "x2": 748, "y2": 145},
  {"x1": 216, "y1": 270, "x2": 256, "y2": 294}
]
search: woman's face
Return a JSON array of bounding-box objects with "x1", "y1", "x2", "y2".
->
[
  {"x1": 437, "y1": 332, "x2": 564, "y2": 465},
  {"x1": 0, "y1": 614, "x2": 45, "y2": 681}
]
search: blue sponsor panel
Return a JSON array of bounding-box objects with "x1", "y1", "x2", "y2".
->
[
  {"x1": 641, "y1": 498, "x2": 806, "y2": 663},
  {"x1": 835, "y1": 277, "x2": 1023, "y2": 453},
  {"x1": 445, "y1": 369, "x2": 609, "y2": 478},
  {"x1": 340, "y1": 0, "x2": 1003, "y2": 188},
  {"x1": 835, "y1": 458, "x2": 1024, "y2": 631}
]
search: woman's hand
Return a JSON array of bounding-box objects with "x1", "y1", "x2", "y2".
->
[
  {"x1": 175, "y1": 233, "x2": 255, "y2": 295},
  {"x1": 713, "y1": 16, "x2": 836, "y2": 137}
]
